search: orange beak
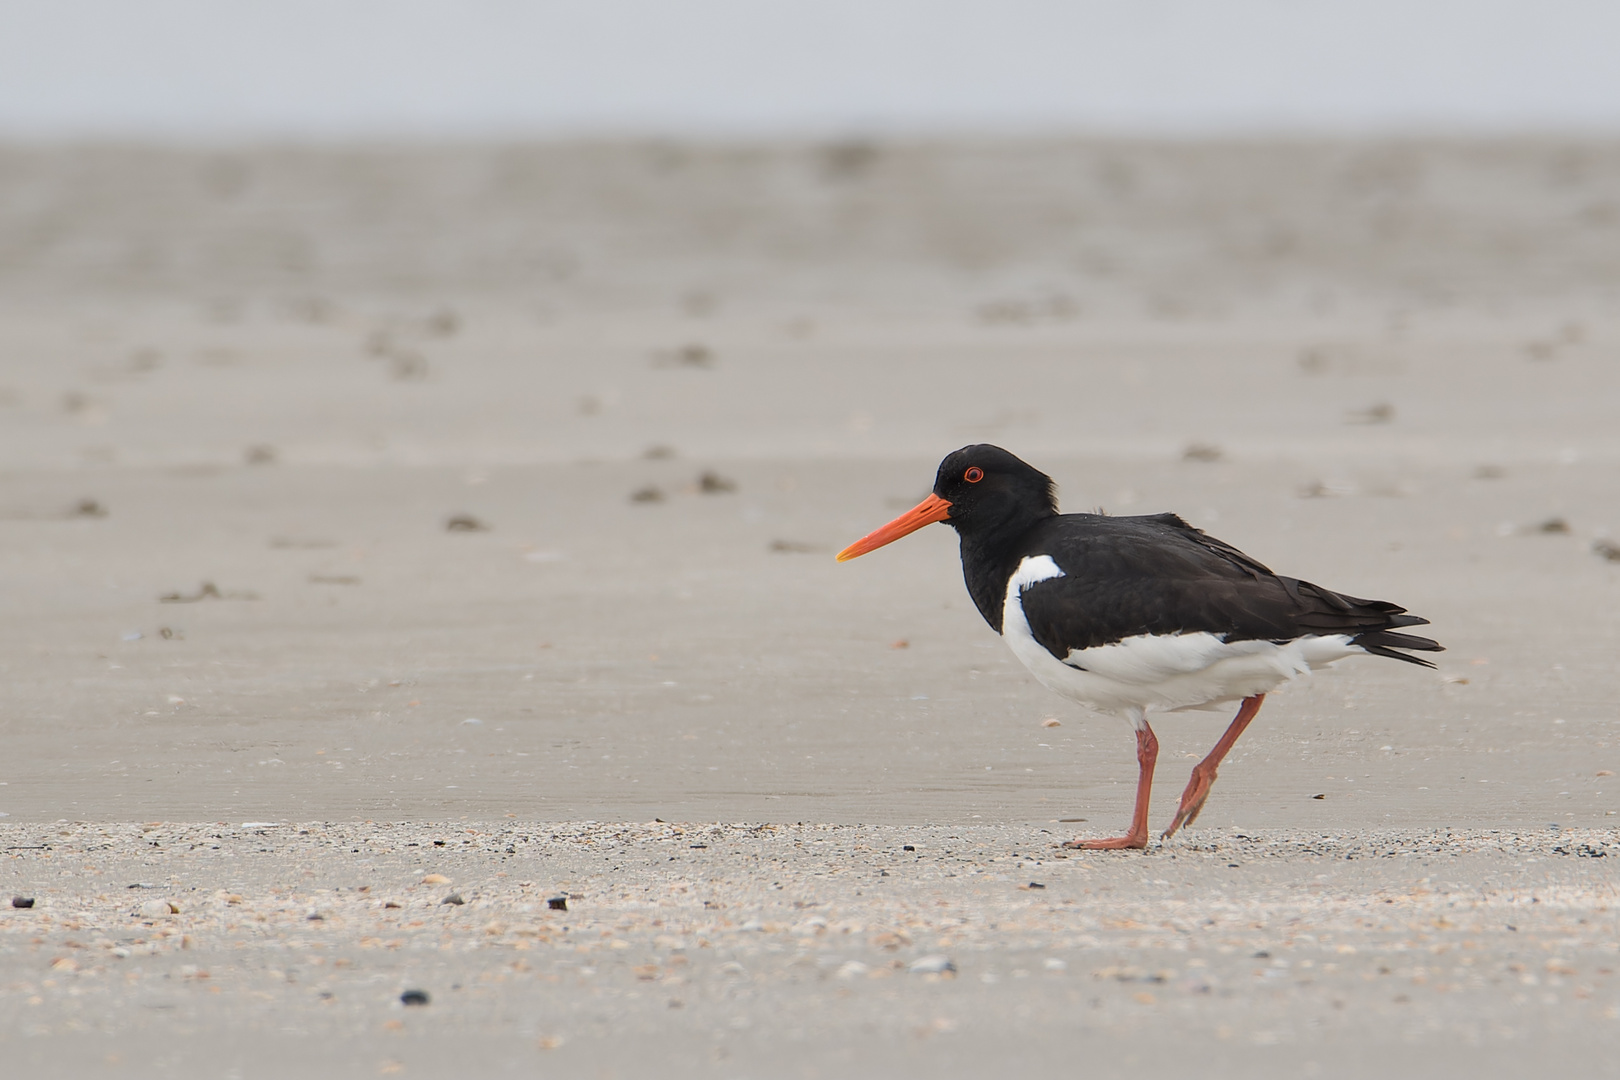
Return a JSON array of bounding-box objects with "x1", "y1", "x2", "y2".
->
[{"x1": 836, "y1": 493, "x2": 953, "y2": 562}]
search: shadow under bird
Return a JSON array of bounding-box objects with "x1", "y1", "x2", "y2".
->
[{"x1": 837, "y1": 444, "x2": 1442, "y2": 849}]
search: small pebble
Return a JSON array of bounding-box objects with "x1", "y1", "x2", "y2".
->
[
  {"x1": 138, "y1": 899, "x2": 178, "y2": 917},
  {"x1": 400, "y1": 989, "x2": 430, "y2": 1006},
  {"x1": 1347, "y1": 402, "x2": 1395, "y2": 424},
  {"x1": 908, "y1": 955, "x2": 957, "y2": 976},
  {"x1": 697, "y1": 470, "x2": 736, "y2": 494},
  {"x1": 547, "y1": 896, "x2": 568, "y2": 911},
  {"x1": 445, "y1": 513, "x2": 489, "y2": 532},
  {"x1": 630, "y1": 485, "x2": 665, "y2": 503},
  {"x1": 653, "y1": 344, "x2": 713, "y2": 368},
  {"x1": 441, "y1": 893, "x2": 465, "y2": 906},
  {"x1": 11, "y1": 896, "x2": 35, "y2": 909}
]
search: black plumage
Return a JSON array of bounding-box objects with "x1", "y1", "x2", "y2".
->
[
  {"x1": 930, "y1": 445, "x2": 1440, "y2": 666},
  {"x1": 969, "y1": 511, "x2": 1441, "y2": 667}
]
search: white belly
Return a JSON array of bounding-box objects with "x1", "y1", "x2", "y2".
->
[{"x1": 1000, "y1": 555, "x2": 1359, "y2": 718}]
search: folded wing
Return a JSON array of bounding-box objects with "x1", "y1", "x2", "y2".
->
[{"x1": 1016, "y1": 513, "x2": 1442, "y2": 668}]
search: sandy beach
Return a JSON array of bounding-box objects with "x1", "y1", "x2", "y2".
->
[{"x1": 2, "y1": 139, "x2": 1619, "y2": 1075}]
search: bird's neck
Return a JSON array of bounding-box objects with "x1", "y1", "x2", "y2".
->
[{"x1": 957, "y1": 512, "x2": 1049, "y2": 634}]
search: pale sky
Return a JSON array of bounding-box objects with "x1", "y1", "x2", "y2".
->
[{"x1": 3, "y1": 0, "x2": 1619, "y2": 138}]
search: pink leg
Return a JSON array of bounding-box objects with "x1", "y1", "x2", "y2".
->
[
  {"x1": 1162, "y1": 693, "x2": 1266, "y2": 839},
  {"x1": 1065, "y1": 721, "x2": 1159, "y2": 851}
]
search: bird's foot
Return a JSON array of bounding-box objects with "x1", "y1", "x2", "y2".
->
[
  {"x1": 1064, "y1": 832, "x2": 1149, "y2": 851},
  {"x1": 1161, "y1": 772, "x2": 1214, "y2": 839}
]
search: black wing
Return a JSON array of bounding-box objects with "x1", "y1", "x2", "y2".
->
[{"x1": 1016, "y1": 513, "x2": 1442, "y2": 666}]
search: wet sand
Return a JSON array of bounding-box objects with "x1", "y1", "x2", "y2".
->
[{"x1": 2, "y1": 140, "x2": 1619, "y2": 1075}]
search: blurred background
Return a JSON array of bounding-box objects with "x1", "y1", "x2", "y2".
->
[
  {"x1": 7, "y1": 0, "x2": 1620, "y2": 138},
  {"x1": 4, "y1": 0, "x2": 1619, "y2": 465},
  {"x1": 1, "y1": 1, "x2": 1617, "y2": 823}
]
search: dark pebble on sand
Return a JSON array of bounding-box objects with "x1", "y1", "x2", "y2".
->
[
  {"x1": 547, "y1": 896, "x2": 568, "y2": 911},
  {"x1": 1347, "y1": 402, "x2": 1395, "y2": 424},
  {"x1": 630, "y1": 485, "x2": 664, "y2": 503},
  {"x1": 11, "y1": 896, "x2": 35, "y2": 909},
  {"x1": 653, "y1": 344, "x2": 712, "y2": 368},
  {"x1": 401, "y1": 989, "x2": 430, "y2": 1006},
  {"x1": 445, "y1": 514, "x2": 489, "y2": 532},
  {"x1": 698, "y1": 471, "x2": 736, "y2": 494},
  {"x1": 441, "y1": 893, "x2": 465, "y2": 906},
  {"x1": 768, "y1": 539, "x2": 821, "y2": 554}
]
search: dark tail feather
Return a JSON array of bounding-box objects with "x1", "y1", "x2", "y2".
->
[
  {"x1": 1282, "y1": 578, "x2": 1444, "y2": 667},
  {"x1": 1353, "y1": 627, "x2": 1444, "y2": 668}
]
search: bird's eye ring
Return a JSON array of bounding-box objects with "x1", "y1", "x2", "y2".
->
[{"x1": 964, "y1": 467, "x2": 983, "y2": 483}]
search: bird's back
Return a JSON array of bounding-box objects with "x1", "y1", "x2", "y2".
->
[{"x1": 968, "y1": 511, "x2": 1441, "y2": 666}]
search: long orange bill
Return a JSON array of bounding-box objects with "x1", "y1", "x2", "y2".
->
[{"x1": 836, "y1": 493, "x2": 953, "y2": 562}]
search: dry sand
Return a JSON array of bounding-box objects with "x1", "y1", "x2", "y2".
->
[{"x1": 2, "y1": 140, "x2": 1619, "y2": 1075}]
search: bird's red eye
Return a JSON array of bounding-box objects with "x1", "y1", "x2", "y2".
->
[{"x1": 964, "y1": 467, "x2": 983, "y2": 483}]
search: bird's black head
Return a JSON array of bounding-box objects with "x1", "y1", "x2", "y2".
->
[
  {"x1": 931, "y1": 444, "x2": 1058, "y2": 536},
  {"x1": 837, "y1": 444, "x2": 1057, "y2": 562}
]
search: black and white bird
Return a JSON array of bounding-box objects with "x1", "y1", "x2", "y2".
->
[{"x1": 837, "y1": 444, "x2": 1442, "y2": 849}]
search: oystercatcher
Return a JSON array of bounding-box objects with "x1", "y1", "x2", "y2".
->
[{"x1": 837, "y1": 445, "x2": 1442, "y2": 849}]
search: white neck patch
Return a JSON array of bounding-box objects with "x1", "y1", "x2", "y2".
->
[
  {"x1": 1002, "y1": 555, "x2": 1065, "y2": 634},
  {"x1": 1007, "y1": 554, "x2": 1065, "y2": 594}
]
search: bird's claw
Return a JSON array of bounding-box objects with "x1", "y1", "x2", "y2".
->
[{"x1": 1162, "y1": 791, "x2": 1209, "y2": 839}]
